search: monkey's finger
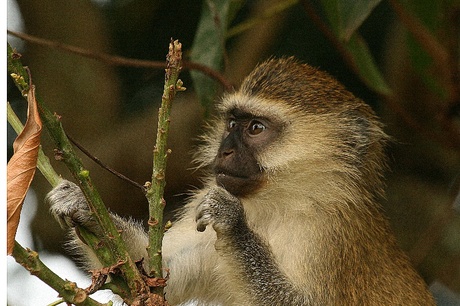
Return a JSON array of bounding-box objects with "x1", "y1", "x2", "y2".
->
[
  {"x1": 54, "y1": 216, "x2": 71, "y2": 229},
  {"x1": 196, "y1": 214, "x2": 212, "y2": 232},
  {"x1": 195, "y1": 195, "x2": 217, "y2": 220},
  {"x1": 55, "y1": 215, "x2": 76, "y2": 228},
  {"x1": 196, "y1": 223, "x2": 207, "y2": 232},
  {"x1": 196, "y1": 220, "x2": 208, "y2": 232}
]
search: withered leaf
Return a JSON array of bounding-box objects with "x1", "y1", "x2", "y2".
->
[{"x1": 7, "y1": 85, "x2": 42, "y2": 254}]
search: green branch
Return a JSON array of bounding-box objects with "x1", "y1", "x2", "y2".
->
[
  {"x1": 146, "y1": 39, "x2": 184, "y2": 295},
  {"x1": 7, "y1": 43, "x2": 148, "y2": 303},
  {"x1": 8, "y1": 96, "x2": 126, "y2": 303},
  {"x1": 12, "y1": 241, "x2": 107, "y2": 306}
]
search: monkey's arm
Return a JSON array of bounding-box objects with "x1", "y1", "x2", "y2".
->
[
  {"x1": 196, "y1": 186, "x2": 312, "y2": 305},
  {"x1": 46, "y1": 180, "x2": 148, "y2": 269}
]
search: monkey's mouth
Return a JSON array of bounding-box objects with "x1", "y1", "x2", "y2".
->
[
  {"x1": 216, "y1": 172, "x2": 249, "y2": 188},
  {"x1": 216, "y1": 172, "x2": 249, "y2": 180},
  {"x1": 215, "y1": 170, "x2": 264, "y2": 197},
  {"x1": 215, "y1": 167, "x2": 256, "y2": 183}
]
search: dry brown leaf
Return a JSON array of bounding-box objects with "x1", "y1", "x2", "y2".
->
[{"x1": 7, "y1": 85, "x2": 42, "y2": 254}]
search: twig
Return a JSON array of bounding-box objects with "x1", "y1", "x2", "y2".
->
[
  {"x1": 7, "y1": 29, "x2": 234, "y2": 91},
  {"x1": 12, "y1": 241, "x2": 107, "y2": 306},
  {"x1": 66, "y1": 134, "x2": 146, "y2": 192},
  {"x1": 146, "y1": 39, "x2": 184, "y2": 298}
]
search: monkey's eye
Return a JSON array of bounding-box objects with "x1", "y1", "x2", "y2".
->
[
  {"x1": 227, "y1": 119, "x2": 237, "y2": 131},
  {"x1": 248, "y1": 120, "x2": 266, "y2": 135}
]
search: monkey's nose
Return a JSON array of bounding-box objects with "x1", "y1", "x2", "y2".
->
[{"x1": 221, "y1": 149, "x2": 234, "y2": 158}]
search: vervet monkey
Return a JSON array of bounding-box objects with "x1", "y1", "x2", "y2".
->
[{"x1": 47, "y1": 58, "x2": 435, "y2": 305}]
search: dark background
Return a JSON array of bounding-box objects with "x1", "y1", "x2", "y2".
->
[{"x1": 7, "y1": 0, "x2": 460, "y2": 302}]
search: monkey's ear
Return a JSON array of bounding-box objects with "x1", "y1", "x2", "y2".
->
[
  {"x1": 341, "y1": 111, "x2": 369, "y2": 145},
  {"x1": 344, "y1": 109, "x2": 387, "y2": 163},
  {"x1": 353, "y1": 116, "x2": 372, "y2": 146},
  {"x1": 343, "y1": 109, "x2": 388, "y2": 169}
]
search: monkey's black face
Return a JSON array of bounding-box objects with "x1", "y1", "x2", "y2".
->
[{"x1": 213, "y1": 108, "x2": 279, "y2": 197}]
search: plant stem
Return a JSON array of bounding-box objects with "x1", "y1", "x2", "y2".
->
[
  {"x1": 146, "y1": 39, "x2": 184, "y2": 295},
  {"x1": 12, "y1": 241, "x2": 106, "y2": 306},
  {"x1": 7, "y1": 43, "x2": 148, "y2": 303}
]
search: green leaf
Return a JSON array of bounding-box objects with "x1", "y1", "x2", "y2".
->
[
  {"x1": 404, "y1": 0, "x2": 448, "y2": 99},
  {"x1": 338, "y1": 0, "x2": 382, "y2": 41},
  {"x1": 227, "y1": 0, "x2": 246, "y2": 25},
  {"x1": 226, "y1": 0, "x2": 298, "y2": 39},
  {"x1": 319, "y1": 0, "x2": 340, "y2": 35},
  {"x1": 190, "y1": 0, "x2": 232, "y2": 109},
  {"x1": 319, "y1": 0, "x2": 382, "y2": 41},
  {"x1": 346, "y1": 34, "x2": 391, "y2": 95}
]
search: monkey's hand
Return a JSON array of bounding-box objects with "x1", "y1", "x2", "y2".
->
[
  {"x1": 47, "y1": 180, "x2": 149, "y2": 269},
  {"x1": 46, "y1": 180, "x2": 99, "y2": 234},
  {"x1": 195, "y1": 186, "x2": 246, "y2": 236}
]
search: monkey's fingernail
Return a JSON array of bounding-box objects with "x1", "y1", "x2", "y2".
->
[{"x1": 196, "y1": 224, "x2": 206, "y2": 232}]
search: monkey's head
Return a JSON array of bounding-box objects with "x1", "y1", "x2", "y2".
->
[{"x1": 197, "y1": 57, "x2": 387, "y2": 201}]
